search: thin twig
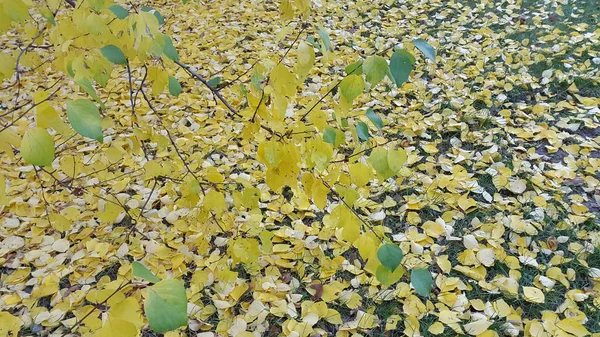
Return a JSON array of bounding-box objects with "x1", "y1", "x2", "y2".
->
[
  {"x1": 217, "y1": 58, "x2": 260, "y2": 90},
  {"x1": 322, "y1": 179, "x2": 384, "y2": 241},
  {"x1": 277, "y1": 24, "x2": 306, "y2": 65},
  {"x1": 0, "y1": 85, "x2": 61, "y2": 132},
  {"x1": 13, "y1": 27, "x2": 49, "y2": 109},
  {"x1": 251, "y1": 91, "x2": 265, "y2": 122},
  {"x1": 126, "y1": 62, "x2": 136, "y2": 126},
  {"x1": 175, "y1": 60, "x2": 280, "y2": 137},
  {"x1": 330, "y1": 139, "x2": 394, "y2": 163}
]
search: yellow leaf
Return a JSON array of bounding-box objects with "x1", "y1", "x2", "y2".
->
[
  {"x1": 341, "y1": 213, "x2": 360, "y2": 243},
  {"x1": 94, "y1": 317, "x2": 138, "y2": 337},
  {"x1": 454, "y1": 265, "x2": 486, "y2": 281},
  {"x1": 109, "y1": 298, "x2": 144, "y2": 330},
  {"x1": 0, "y1": 53, "x2": 16, "y2": 80},
  {"x1": 556, "y1": 318, "x2": 590, "y2": 337},
  {"x1": 476, "y1": 248, "x2": 495, "y2": 267},
  {"x1": 457, "y1": 194, "x2": 476, "y2": 211},
  {"x1": 48, "y1": 213, "x2": 71, "y2": 232},
  {"x1": 32, "y1": 273, "x2": 59, "y2": 298},
  {"x1": 387, "y1": 147, "x2": 407, "y2": 172},
  {"x1": 356, "y1": 311, "x2": 378, "y2": 329},
  {"x1": 270, "y1": 63, "x2": 297, "y2": 97},
  {"x1": 295, "y1": 41, "x2": 315, "y2": 77},
  {"x1": 204, "y1": 166, "x2": 224, "y2": 184},
  {"x1": 311, "y1": 178, "x2": 328, "y2": 210},
  {"x1": 464, "y1": 320, "x2": 493, "y2": 335},
  {"x1": 428, "y1": 322, "x2": 445, "y2": 335},
  {"x1": 354, "y1": 234, "x2": 377, "y2": 260},
  {"x1": 0, "y1": 312, "x2": 22, "y2": 337},
  {"x1": 523, "y1": 286, "x2": 545, "y2": 304},
  {"x1": 0, "y1": 175, "x2": 8, "y2": 206},
  {"x1": 324, "y1": 309, "x2": 342, "y2": 324},
  {"x1": 422, "y1": 220, "x2": 445, "y2": 238},
  {"x1": 508, "y1": 179, "x2": 527, "y2": 194},
  {"x1": 204, "y1": 190, "x2": 226, "y2": 215},
  {"x1": 349, "y1": 162, "x2": 371, "y2": 187},
  {"x1": 403, "y1": 315, "x2": 420, "y2": 337}
]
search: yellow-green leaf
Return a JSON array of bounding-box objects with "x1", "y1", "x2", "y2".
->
[
  {"x1": 339, "y1": 74, "x2": 364, "y2": 102},
  {"x1": 20, "y1": 127, "x2": 55, "y2": 166}
]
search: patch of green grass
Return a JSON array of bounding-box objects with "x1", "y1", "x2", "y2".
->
[
  {"x1": 505, "y1": 30, "x2": 537, "y2": 43},
  {"x1": 560, "y1": 0, "x2": 600, "y2": 27},
  {"x1": 477, "y1": 173, "x2": 498, "y2": 195},
  {"x1": 95, "y1": 262, "x2": 121, "y2": 281},
  {"x1": 582, "y1": 299, "x2": 600, "y2": 333},
  {"x1": 573, "y1": 77, "x2": 600, "y2": 98},
  {"x1": 418, "y1": 206, "x2": 443, "y2": 223},
  {"x1": 373, "y1": 299, "x2": 400, "y2": 319},
  {"x1": 452, "y1": 210, "x2": 488, "y2": 237}
]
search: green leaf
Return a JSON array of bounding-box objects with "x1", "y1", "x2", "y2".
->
[
  {"x1": 323, "y1": 127, "x2": 344, "y2": 147},
  {"x1": 88, "y1": 0, "x2": 104, "y2": 11},
  {"x1": 66, "y1": 61, "x2": 75, "y2": 78},
  {"x1": 3, "y1": 0, "x2": 29, "y2": 22},
  {"x1": 305, "y1": 36, "x2": 320, "y2": 49},
  {"x1": 108, "y1": 4, "x2": 128, "y2": 19},
  {"x1": 76, "y1": 78, "x2": 105, "y2": 110},
  {"x1": 388, "y1": 147, "x2": 407, "y2": 172},
  {"x1": 356, "y1": 121, "x2": 369, "y2": 142},
  {"x1": 413, "y1": 38, "x2": 436, "y2": 62},
  {"x1": 207, "y1": 76, "x2": 221, "y2": 88},
  {"x1": 100, "y1": 45, "x2": 127, "y2": 65},
  {"x1": 362, "y1": 55, "x2": 389, "y2": 86},
  {"x1": 376, "y1": 264, "x2": 405, "y2": 287},
  {"x1": 377, "y1": 243, "x2": 403, "y2": 271},
  {"x1": 168, "y1": 76, "x2": 182, "y2": 97},
  {"x1": 368, "y1": 147, "x2": 395, "y2": 180},
  {"x1": 66, "y1": 99, "x2": 103, "y2": 142},
  {"x1": 345, "y1": 60, "x2": 363, "y2": 75},
  {"x1": 141, "y1": 7, "x2": 165, "y2": 25},
  {"x1": 340, "y1": 117, "x2": 348, "y2": 128},
  {"x1": 390, "y1": 50, "x2": 415, "y2": 87},
  {"x1": 163, "y1": 35, "x2": 179, "y2": 62},
  {"x1": 411, "y1": 268, "x2": 433, "y2": 297},
  {"x1": 132, "y1": 262, "x2": 161, "y2": 283},
  {"x1": 39, "y1": 7, "x2": 56, "y2": 25},
  {"x1": 318, "y1": 27, "x2": 332, "y2": 52},
  {"x1": 339, "y1": 74, "x2": 364, "y2": 102},
  {"x1": 365, "y1": 108, "x2": 383, "y2": 129},
  {"x1": 323, "y1": 127, "x2": 337, "y2": 145},
  {"x1": 20, "y1": 127, "x2": 55, "y2": 166},
  {"x1": 145, "y1": 279, "x2": 188, "y2": 334}
]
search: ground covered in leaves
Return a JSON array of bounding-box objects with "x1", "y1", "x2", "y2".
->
[{"x1": 1, "y1": 0, "x2": 600, "y2": 336}]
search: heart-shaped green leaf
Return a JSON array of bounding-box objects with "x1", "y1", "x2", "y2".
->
[
  {"x1": 365, "y1": 108, "x2": 383, "y2": 129},
  {"x1": 363, "y1": 55, "x2": 389, "y2": 86},
  {"x1": 411, "y1": 268, "x2": 433, "y2": 297},
  {"x1": 108, "y1": 5, "x2": 128, "y2": 19},
  {"x1": 356, "y1": 121, "x2": 369, "y2": 142},
  {"x1": 339, "y1": 74, "x2": 364, "y2": 102},
  {"x1": 66, "y1": 99, "x2": 103, "y2": 142},
  {"x1": 377, "y1": 243, "x2": 403, "y2": 271},
  {"x1": 100, "y1": 45, "x2": 127, "y2": 65},
  {"x1": 145, "y1": 279, "x2": 188, "y2": 333},
  {"x1": 390, "y1": 49, "x2": 415, "y2": 87},
  {"x1": 168, "y1": 76, "x2": 182, "y2": 97}
]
